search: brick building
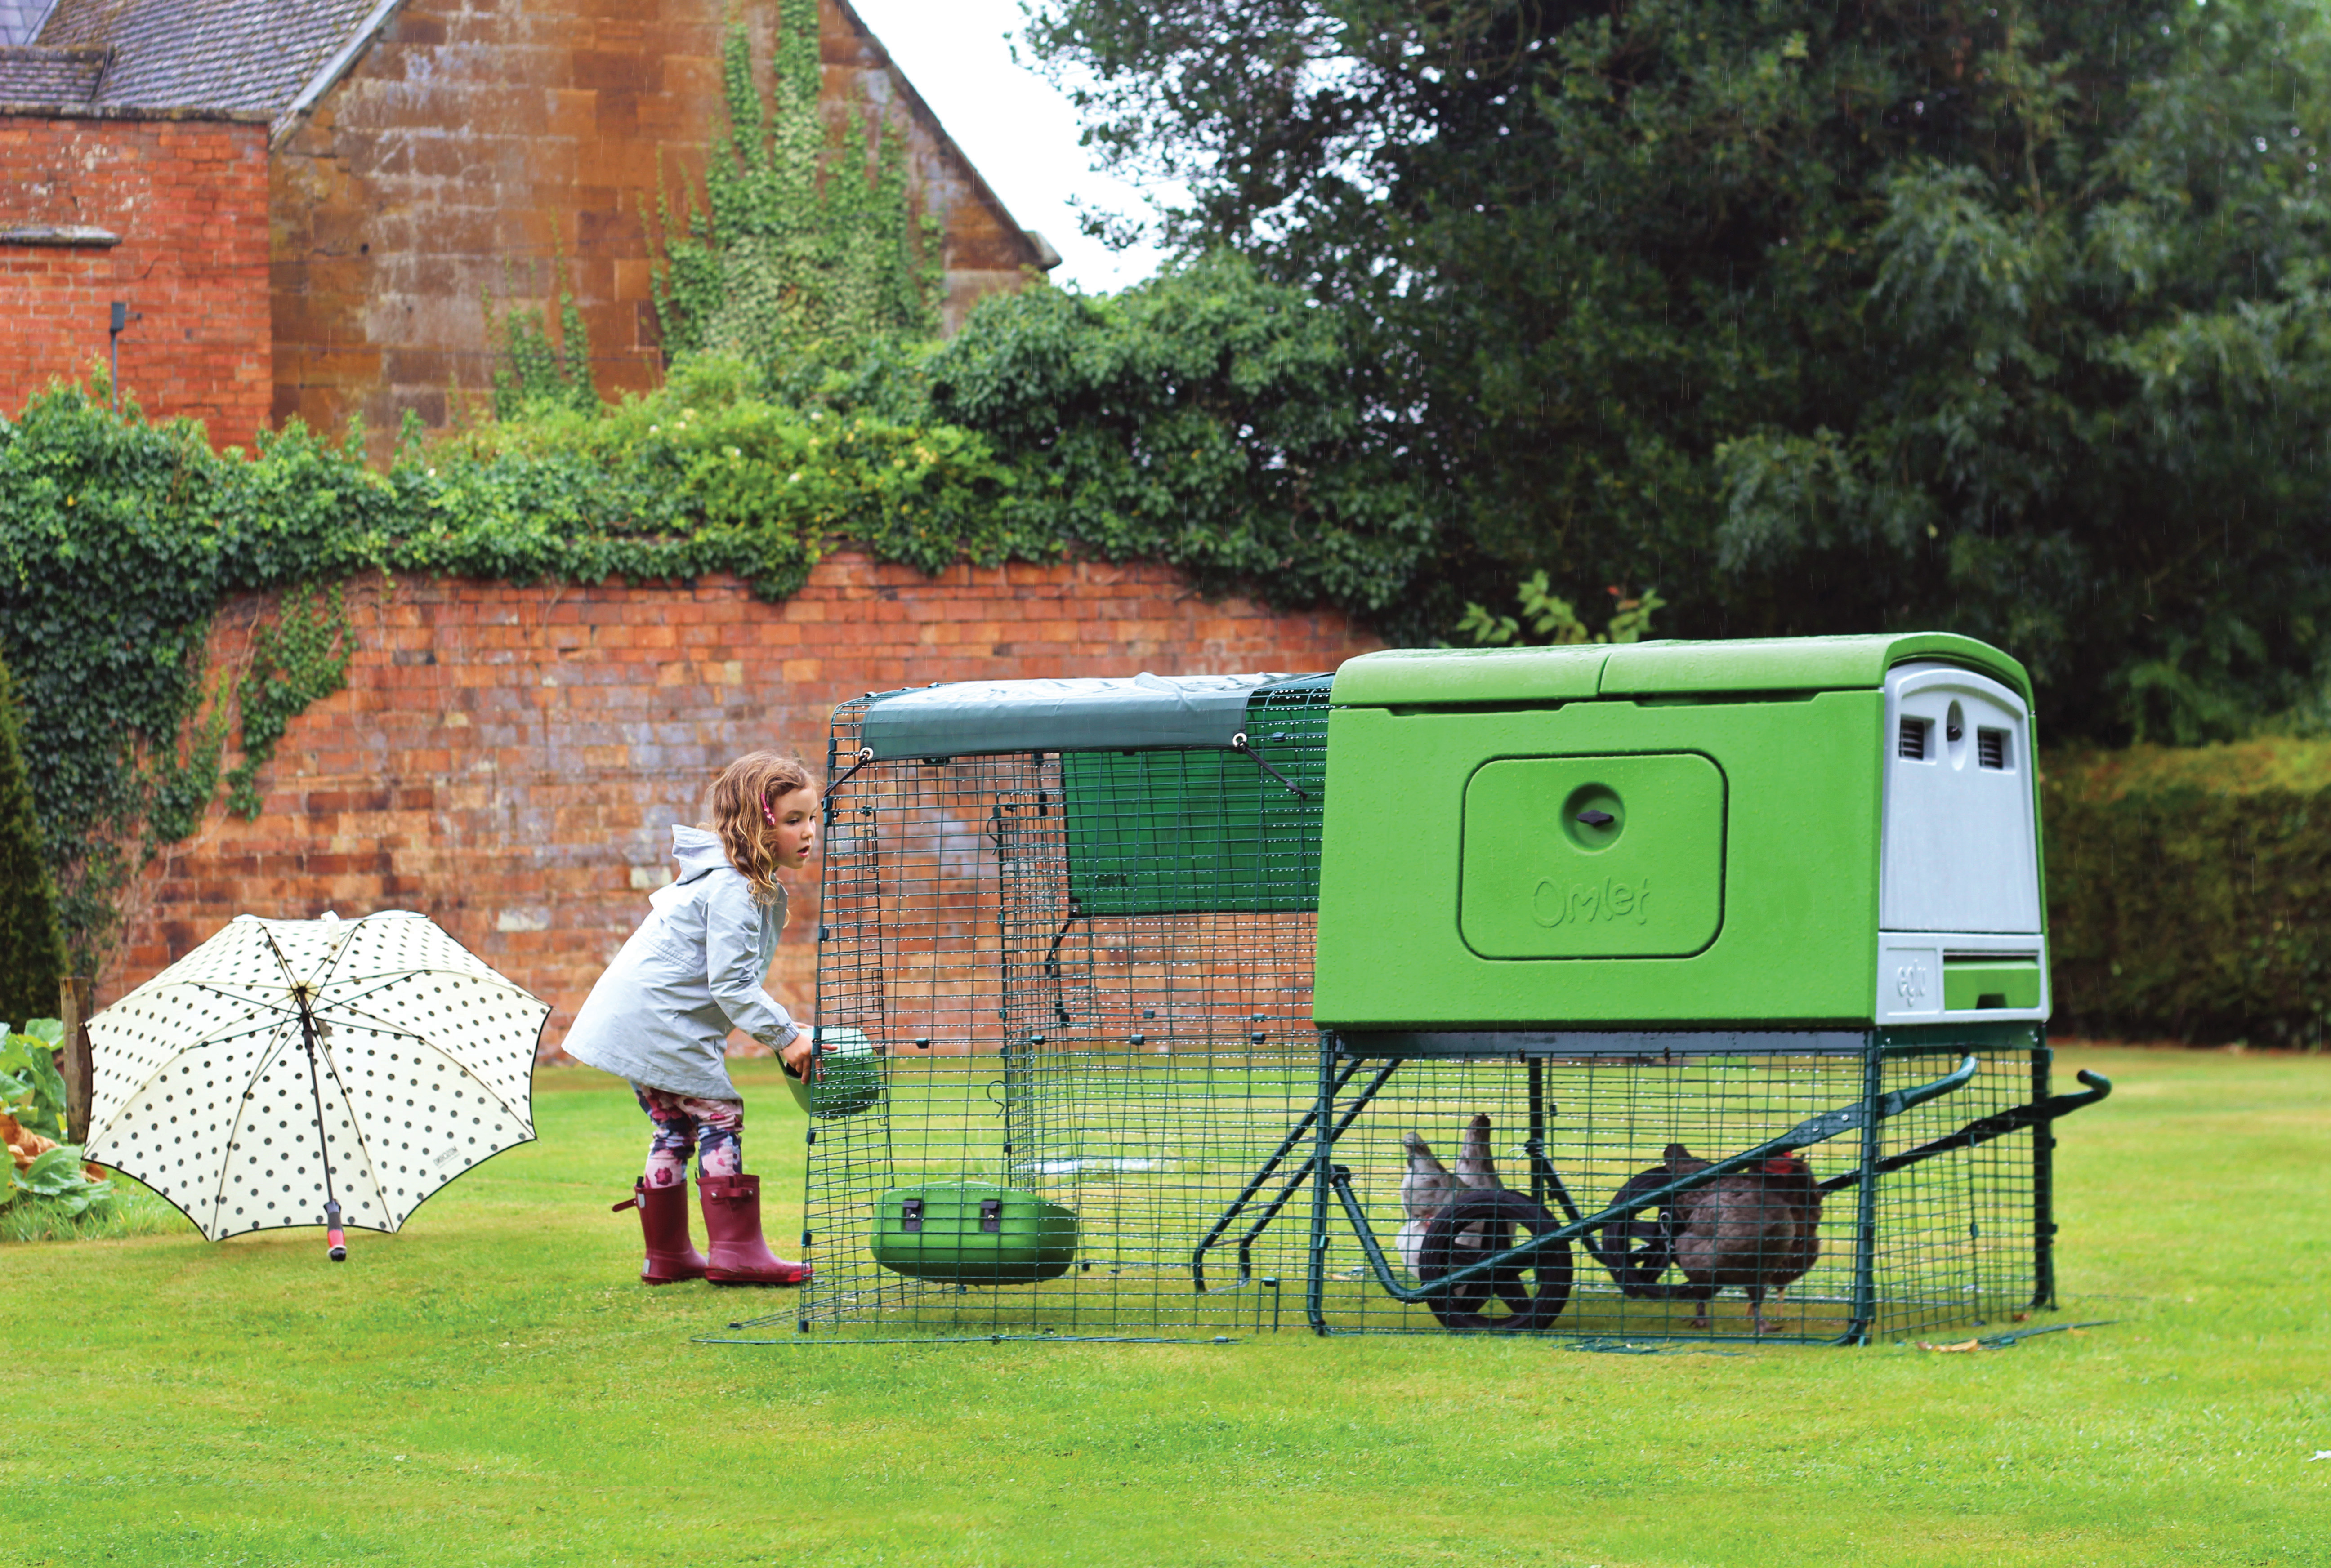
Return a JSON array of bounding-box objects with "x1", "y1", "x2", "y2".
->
[{"x1": 0, "y1": 0, "x2": 1057, "y2": 453}]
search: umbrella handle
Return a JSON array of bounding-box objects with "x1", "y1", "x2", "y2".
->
[{"x1": 326, "y1": 1200, "x2": 347, "y2": 1262}]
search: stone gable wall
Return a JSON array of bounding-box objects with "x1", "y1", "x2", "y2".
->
[
  {"x1": 117, "y1": 556, "x2": 1380, "y2": 1059},
  {"x1": 272, "y1": 0, "x2": 1049, "y2": 456}
]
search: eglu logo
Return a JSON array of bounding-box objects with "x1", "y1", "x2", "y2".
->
[{"x1": 1532, "y1": 877, "x2": 1653, "y2": 928}]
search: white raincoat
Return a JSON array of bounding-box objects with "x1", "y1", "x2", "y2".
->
[{"x1": 560, "y1": 825, "x2": 802, "y2": 1101}]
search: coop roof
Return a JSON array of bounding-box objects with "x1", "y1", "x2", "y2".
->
[
  {"x1": 1332, "y1": 633, "x2": 2032, "y2": 708},
  {"x1": 860, "y1": 673, "x2": 1312, "y2": 759}
]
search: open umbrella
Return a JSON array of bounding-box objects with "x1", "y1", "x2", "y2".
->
[{"x1": 85, "y1": 910, "x2": 548, "y2": 1258}]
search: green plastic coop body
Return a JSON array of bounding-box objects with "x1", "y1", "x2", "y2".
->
[{"x1": 1311, "y1": 633, "x2": 2051, "y2": 1037}]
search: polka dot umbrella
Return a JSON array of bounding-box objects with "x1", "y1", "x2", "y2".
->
[{"x1": 83, "y1": 910, "x2": 549, "y2": 1259}]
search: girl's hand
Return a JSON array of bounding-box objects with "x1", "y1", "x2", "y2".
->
[{"x1": 779, "y1": 1032, "x2": 814, "y2": 1078}]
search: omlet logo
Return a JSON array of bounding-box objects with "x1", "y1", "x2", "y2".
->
[{"x1": 1532, "y1": 877, "x2": 1653, "y2": 928}]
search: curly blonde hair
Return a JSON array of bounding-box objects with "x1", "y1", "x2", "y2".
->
[{"x1": 704, "y1": 751, "x2": 815, "y2": 907}]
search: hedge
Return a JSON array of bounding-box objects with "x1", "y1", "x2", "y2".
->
[{"x1": 2044, "y1": 740, "x2": 2331, "y2": 1046}]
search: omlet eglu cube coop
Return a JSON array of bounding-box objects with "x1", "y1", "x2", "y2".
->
[{"x1": 750, "y1": 635, "x2": 2108, "y2": 1345}]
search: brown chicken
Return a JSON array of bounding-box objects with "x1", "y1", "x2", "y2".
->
[
  {"x1": 1665, "y1": 1147, "x2": 1821, "y2": 1334},
  {"x1": 1764, "y1": 1156, "x2": 1823, "y2": 1307}
]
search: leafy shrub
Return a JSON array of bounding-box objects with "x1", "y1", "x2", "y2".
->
[
  {"x1": 1, "y1": 1020, "x2": 117, "y2": 1223},
  {"x1": 2045, "y1": 742, "x2": 2331, "y2": 1045}
]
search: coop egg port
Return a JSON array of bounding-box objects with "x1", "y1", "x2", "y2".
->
[{"x1": 724, "y1": 636, "x2": 2107, "y2": 1345}]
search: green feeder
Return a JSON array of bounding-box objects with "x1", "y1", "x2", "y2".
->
[
  {"x1": 780, "y1": 1025, "x2": 881, "y2": 1120},
  {"x1": 870, "y1": 1181, "x2": 1080, "y2": 1284}
]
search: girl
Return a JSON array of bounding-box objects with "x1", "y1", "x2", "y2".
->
[{"x1": 564, "y1": 752, "x2": 820, "y2": 1286}]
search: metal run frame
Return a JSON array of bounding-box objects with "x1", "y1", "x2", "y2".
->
[{"x1": 743, "y1": 687, "x2": 2110, "y2": 1346}]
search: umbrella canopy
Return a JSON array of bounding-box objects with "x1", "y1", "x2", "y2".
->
[{"x1": 85, "y1": 911, "x2": 548, "y2": 1246}]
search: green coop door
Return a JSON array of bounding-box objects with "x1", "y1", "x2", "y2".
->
[{"x1": 1460, "y1": 753, "x2": 1727, "y2": 959}]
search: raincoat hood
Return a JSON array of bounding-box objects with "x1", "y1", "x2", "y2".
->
[{"x1": 670, "y1": 824, "x2": 732, "y2": 882}]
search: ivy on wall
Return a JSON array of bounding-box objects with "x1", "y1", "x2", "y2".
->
[
  {"x1": 491, "y1": 259, "x2": 598, "y2": 419},
  {"x1": 0, "y1": 393, "x2": 375, "y2": 974},
  {"x1": 648, "y1": 2, "x2": 940, "y2": 374}
]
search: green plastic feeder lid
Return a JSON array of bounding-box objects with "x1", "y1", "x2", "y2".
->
[
  {"x1": 782, "y1": 1026, "x2": 880, "y2": 1120},
  {"x1": 1329, "y1": 633, "x2": 2030, "y2": 708}
]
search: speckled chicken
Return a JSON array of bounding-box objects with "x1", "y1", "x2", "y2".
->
[{"x1": 1665, "y1": 1146, "x2": 1821, "y2": 1334}]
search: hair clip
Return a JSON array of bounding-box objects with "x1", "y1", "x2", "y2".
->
[{"x1": 760, "y1": 789, "x2": 778, "y2": 828}]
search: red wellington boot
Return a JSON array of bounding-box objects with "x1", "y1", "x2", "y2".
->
[
  {"x1": 613, "y1": 1177, "x2": 707, "y2": 1284},
  {"x1": 698, "y1": 1173, "x2": 813, "y2": 1286}
]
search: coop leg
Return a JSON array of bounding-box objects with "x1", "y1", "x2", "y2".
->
[
  {"x1": 1842, "y1": 1033, "x2": 1885, "y2": 1345},
  {"x1": 2030, "y1": 1042, "x2": 2058, "y2": 1312},
  {"x1": 1527, "y1": 1057, "x2": 1549, "y2": 1214},
  {"x1": 1305, "y1": 1033, "x2": 1338, "y2": 1336}
]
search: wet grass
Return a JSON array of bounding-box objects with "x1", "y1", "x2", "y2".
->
[{"x1": 4, "y1": 1046, "x2": 2324, "y2": 1566}]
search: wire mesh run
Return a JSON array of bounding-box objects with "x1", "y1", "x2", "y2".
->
[
  {"x1": 1303, "y1": 1042, "x2": 2043, "y2": 1342},
  {"x1": 766, "y1": 686, "x2": 2057, "y2": 1344}
]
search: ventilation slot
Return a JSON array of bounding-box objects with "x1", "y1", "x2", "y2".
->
[
  {"x1": 1897, "y1": 718, "x2": 1930, "y2": 760},
  {"x1": 1978, "y1": 728, "x2": 2008, "y2": 770}
]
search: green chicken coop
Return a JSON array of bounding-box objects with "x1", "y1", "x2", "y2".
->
[{"x1": 751, "y1": 636, "x2": 2107, "y2": 1345}]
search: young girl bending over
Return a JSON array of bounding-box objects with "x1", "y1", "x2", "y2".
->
[{"x1": 564, "y1": 752, "x2": 821, "y2": 1286}]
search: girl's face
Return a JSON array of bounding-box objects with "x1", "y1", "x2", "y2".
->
[{"x1": 768, "y1": 786, "x2": 819, "y2": 869}]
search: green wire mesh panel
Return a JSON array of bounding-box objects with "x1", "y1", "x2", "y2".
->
[
  {"x1": 1300, "y1": 1041, "x2": 2042, "y2": 1342},
  {"x1": 1061, "y1": 681, "x2": 1327, "y2": 915},
  {"x1": 784, "y1": 685, "x2": 1331, "y2": 1340}
]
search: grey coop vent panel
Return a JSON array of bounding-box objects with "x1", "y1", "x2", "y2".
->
[{"x1": 1879, "y1": 662, "x2": 2042, "y2": 936}]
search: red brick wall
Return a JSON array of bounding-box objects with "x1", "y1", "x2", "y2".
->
[
  {"x1": 115, "y1": 555, "x2": 1380, "y2": 1059},
  {"x1": 0, "y1": 113, "x2": 272, "y2": 448}
]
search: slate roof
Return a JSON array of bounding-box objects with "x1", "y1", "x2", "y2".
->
[
  {"x1": 11, "y1": 0, "x2": 384, "y2": 114},
  {"x1": 0, "y1": 42, "x2": 102, "y2": 102}
]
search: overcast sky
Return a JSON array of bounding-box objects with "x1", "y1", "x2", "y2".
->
[{"x1": 849, "y1": 0, "x2": 1170, "y2": 293}]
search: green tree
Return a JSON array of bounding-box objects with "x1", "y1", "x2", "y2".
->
[
  {"x1": 1028, "y1": 0, "x2": 2331, "y2": 741},
  {"x1": 0, "y1": 653, "x2": 66, "y2": 1026}
]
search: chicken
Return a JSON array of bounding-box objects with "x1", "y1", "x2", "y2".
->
[
  {"x1": 1588, "y1": 1142, "x2": 1708, "y2": 1296},
  {"x1": 1395, "y1": 1115, "x2": 1503, "y2": 1274},
  {"x1": 1456, "y1": 1113, "x2": 1500, "y2": 1191},
  {"x1": 1665, "y1": 1147, "x2": 1820, "y2": 1334},
  {"x1": 1394, "y1": 1131, "x2": 1460, "y2": 1275},
  {"x1": 1762, "y1": 1155, "x2": 1823, "y2": 1305}
]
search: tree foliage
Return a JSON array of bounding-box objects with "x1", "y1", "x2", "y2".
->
[
  {"x1": 1028, "y1": 0, "x2": 2331, "y2": 740},
  {"x1": 920, "y1": 253, "x2": 1439, "y2": 618},
  {"x1": 0, "y1": 654, "x2": 64, "y2": 1024}
]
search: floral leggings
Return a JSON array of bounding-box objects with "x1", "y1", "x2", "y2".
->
[{"x1": 633, "y1": 1085, "x2": 745, "y2": 1186}]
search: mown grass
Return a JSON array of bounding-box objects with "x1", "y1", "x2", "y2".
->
[{"x1": 4, "y1": 1047, "x2": 2324, "y2": 1567}]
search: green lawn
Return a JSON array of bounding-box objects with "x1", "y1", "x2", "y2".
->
[{"x1": 7, "y1": 1047, "x2": 2324, "y2": 1567}]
